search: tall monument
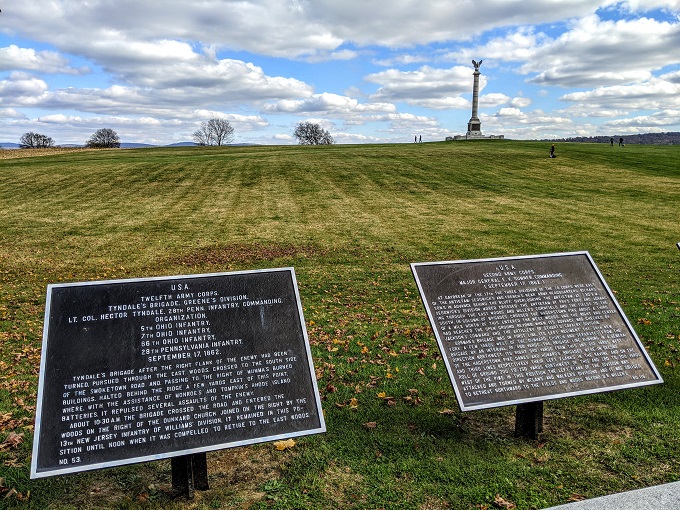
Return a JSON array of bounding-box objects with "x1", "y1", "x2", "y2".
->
[
  {"x1": 448, "y1": 59, "x2": 504, "y2": 141},
  {"x1": 467, "y1": 59, "x2": 483, "y2": 136}
]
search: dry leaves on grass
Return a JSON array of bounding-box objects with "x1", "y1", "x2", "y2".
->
[
  {"x1": 273, "y1": 438, "x2": 296, "y2": 451},
  {"x1": 493, "y1": 494, "x2": 516, "y2": 509},
  {"x1": 0, "y1": 414, "x2": 15, "y2": 432},
  {"x1": 334, "y1": 397, "x2": 359, "y2": 410},
  {"x1": 0, "y1": 478, "x2": 30, "y2": 501},
  {"x1": 568, "y1": 494, "x2": 587, "y2": 502},
  {"x1": 363, "y1": 421, "x2": 377, "y2": 430},
  {"x1": 376, "y1": 392, "x2": 396, "y2": 406},
  {"x1": 0, "y1": 432, "x2": 23, "y2": 451}
]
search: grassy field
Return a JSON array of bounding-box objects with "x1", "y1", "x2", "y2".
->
[{"x1": 0, "y1": 140, "x2": 679, "y2": 509}]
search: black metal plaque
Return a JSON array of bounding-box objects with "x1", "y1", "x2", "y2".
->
[
  {"x1": 31, "y1": 268, "x2": 325, "y2": 478},
  {"x1": 411, "y1": 252, "x2": 662, "y2": 411}
]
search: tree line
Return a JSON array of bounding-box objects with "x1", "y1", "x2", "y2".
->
[
  {"x1": 12, "y1": 120, "x2": 335, "y2": 149},
  {"x1": 547, "y1": 132, "x2": 680, "y2": 145},
  {"x1": 16, "y1": 128, "x2": 121, "y2": 149}
]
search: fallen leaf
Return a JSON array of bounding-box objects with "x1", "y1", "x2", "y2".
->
[
  {"x1": 567, "y1": 494, "x2": 587, "y2": 502},
  {"x1": 0, "y1": 432, "x2": 23, "y2": 451},
  {"x1": 439, "y1": 409, "x2": 456, "y2": 415},
  {"x1": 349, "y1": 397, "x2": 359, "y2": 409},
  {"x1": 363, "y1": 421, "x2": 377, "y2": 429},
  {"x1": 273, "y1": 438, "x2": 296, "y2": 451},
  {"x1": 493, "y1": 494, "x2": 516, "y2": 509}
]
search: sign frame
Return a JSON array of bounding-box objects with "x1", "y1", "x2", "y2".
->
[
  {"x1": 32, "y1": 267, "x2": 325, "y2": 479},
  {"x1": 411, "y1": 251, "x2": 662, "y2": 411}
]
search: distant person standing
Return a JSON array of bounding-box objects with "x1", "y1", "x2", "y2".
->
[
  {"x1": 419, "y1": 135, "x2": 422, "y2": 143},
  {"x1": 415, "y1": 135, "x2": 418, "y2": 143},
  {"x1": 619, "y1": 137, "x2": 624, "y2": 146},
  {"x1": 549, "y1": 144, "x2": 556, "y2": 158},
  {"x1": 610, "y1": 138, "x2": 614, "y2": 146}
]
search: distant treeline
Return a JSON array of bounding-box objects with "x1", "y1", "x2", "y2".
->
[{"x1": 547, "y1": 132, "x2": 680, "y2": 145}]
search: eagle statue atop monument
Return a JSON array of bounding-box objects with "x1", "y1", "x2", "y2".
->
[{"x1": 472, "y1": 59, "x2": 482, "y2": 70}]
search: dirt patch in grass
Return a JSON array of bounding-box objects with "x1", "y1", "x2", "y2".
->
[
  {"x1": 65, "y1": 445, "x2": 281, "y2": 510},
  {"x1": 171, "y1": 242, "x2": 328, "y2": 268},
  {"x1": 317, "y1": 463, "x2": 366, "y2": 507},
  {"x1": 420, "y1": 496, "x2": 451, "y2": 510}
]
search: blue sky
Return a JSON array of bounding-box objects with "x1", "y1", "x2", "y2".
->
[{"x1": 1, "y1": 1, "x2": 679, "y2": 145}]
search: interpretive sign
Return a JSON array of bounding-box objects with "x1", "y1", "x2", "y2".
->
[
  {"x1": 411, "y1": 252, "x2": 662, "y2": 411},
  {"x1": 31, "y1": 268, "x2": 325, "y2": 478}
]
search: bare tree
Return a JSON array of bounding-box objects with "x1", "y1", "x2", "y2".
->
[
  {"x1": 193, "y1": 118, "x2": 235, "y2": 146},
  {"x1": 293, "y1": 122, "x2": 334, "y2": 145},
  {"x1": 20, "y1": 132, "x2": 55, "y2": 149},
  {"x1": 86, "y1": 128, "x2": 120, "y2": 148}
]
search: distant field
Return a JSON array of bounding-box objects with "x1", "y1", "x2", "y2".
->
[
  {"x1": 0, "y1": 141, "x2": 679, "y2": 509},
  {"x1": 0, "y1": 148, "x2": 96, "y2": 160}
]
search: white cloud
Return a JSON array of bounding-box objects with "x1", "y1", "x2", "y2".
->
[
  {"x1": 407, "y1": 97, "x2": 470, "y2": 110},
  {"x1": 3, "y1": 1, "x2": 680, "y2": 143},
  {"x1": 6, "y1": 1, "x2": 616, "y2": 63},
  {"x1": 372, "y1": 54, "x2": 431, "y2": 67},
  {"x1": 489, "y1": 108, "x2": 573, "y2": 126},
  {"x1": 663, "y1": 70, "x2": 680, "y2": 83},
  {"x1": 0, "y1": 61, "x2": 313, "y2": 117},
  {"x1": 444, "y1": 28, "x2": 545, "y2": 64},
  {"x1": 447, "y1": 14, "x2": 680, "y2": 89},
  {"x1": 0, "y1": 73, "x2": 50, "y2": 103},
  {"x1": 0, "y1": 45, "x2": 89, "y2": 74},
  {"x1": 509, "y1": 97, "x2": 532, "y2": 108},
  {"x1": 366, "y1": 65, "x2": 480, "y2": 103},
  {"x1": 263, "y1": 93, "x2": 395, "y2": 115},
  {"x1": 0, "y1": 108, "x2": 26, "y2": 120},
  {"x1": 481, "y1": 93, "x2": 512, "y2": 108},
  {"x1": 301, "y1": 0, "x2": 608, "y2": 48},
  {"x1": 304, "y1": 49, "x2": 360, "y2": 63},
  {"x1": 522, "y1": 15, "x2": 680, "y2": 87},
  {"x1": 603, "y1": 109, "x2": 680, "y2": 128},
  {"x1": 560, "y1": 76, "x2": 680, "y2": 109},
  {"x1": 332, "y1": 132, "x2": 383, "y2": 144},
  {"x1": 615, "y1": 0, "x2": 680, "y2": 13}
]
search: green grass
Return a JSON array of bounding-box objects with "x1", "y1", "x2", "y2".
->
[{"x1": 0, "y1": 141, "x2": 679, "y2": 509}]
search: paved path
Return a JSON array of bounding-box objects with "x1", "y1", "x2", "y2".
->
[{"x1": 546, "y1": 482, "x2": 680, "y2": 509}]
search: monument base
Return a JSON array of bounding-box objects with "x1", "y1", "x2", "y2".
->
[{"x1": 446, "y1": 134, "x2": 505, "y2": 141}]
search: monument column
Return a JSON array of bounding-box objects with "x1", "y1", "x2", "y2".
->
[{"x1": 467, "y1": 60, "x2": 482, "y2": 137}]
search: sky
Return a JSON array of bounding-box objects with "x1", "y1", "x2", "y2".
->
[{"x1": 1, "y1": 0, "x2": 679, "y2": 146}]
